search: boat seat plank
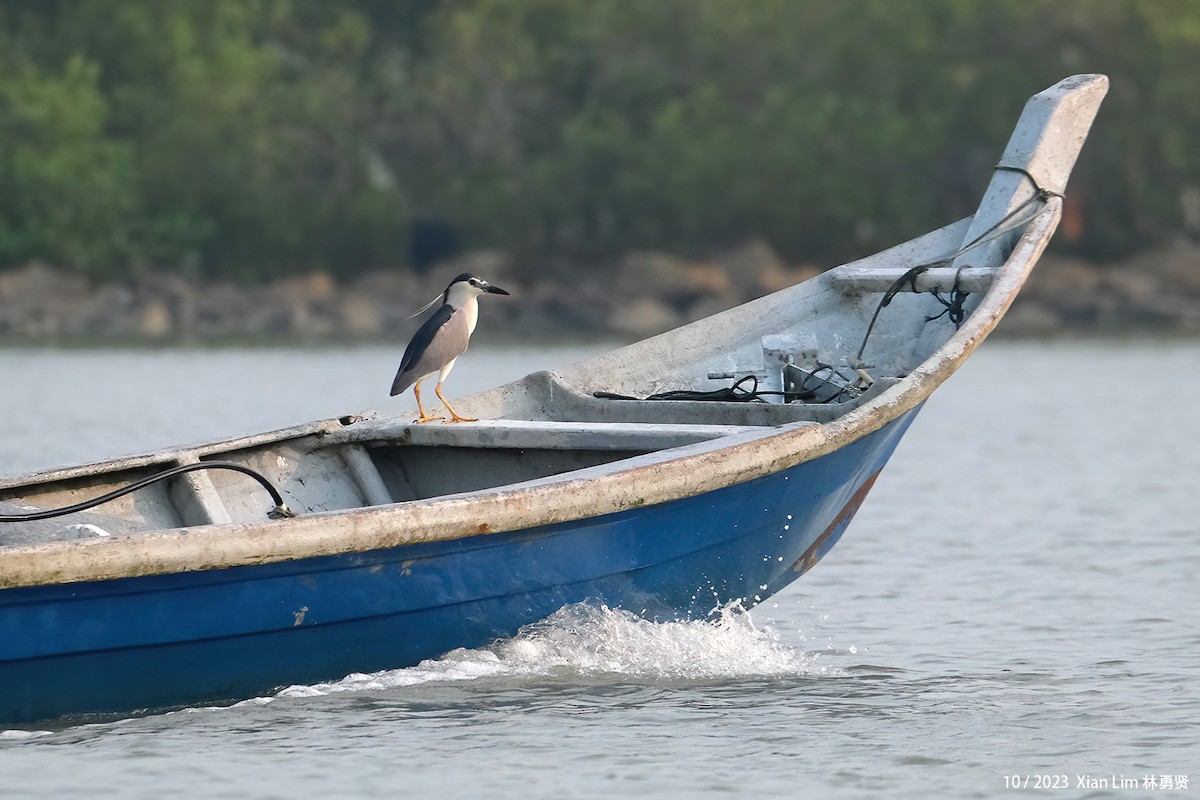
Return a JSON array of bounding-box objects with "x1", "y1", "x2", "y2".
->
[
  {"x1": 829, "y1": 266, "x2": 995, "y2": 294},
  {"x1": 167, "y1": 462, "x2": 233, "y2": 526},
  {"x1": 341, "y1": 445, "x2": 393, "y2": 506}
]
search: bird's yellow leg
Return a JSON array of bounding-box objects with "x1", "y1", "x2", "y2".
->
[
  {"x1": 436, "y1": 383, "x2": 476, "y2": 423},
  {"x1": 413, "y1": 381, "x2": 441, "y2": 424}
]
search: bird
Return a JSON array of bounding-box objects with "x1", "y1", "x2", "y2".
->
[{"x1": 389, "y1": 272, "x2": 510, "y2": 423}]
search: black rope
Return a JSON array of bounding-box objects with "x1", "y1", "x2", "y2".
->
[
  {"x1": 784, "y1": 362, "x2": 862, "y2": 404},
  {"x1": 593, "y1": 371, "x2": 857, "y2": 405},
  {"x1": 855, "y1": 166, "x2": 1062, "y2": 362},
  {"x1": 925, "y1": 267, "x2": 970, "y2": 326},
  {"x1": 993, "y1": 164, "x2": 1064, "y2": 199},
  {"x1": 595, "y1": 374, "x2": 765, "y2": 402},
  {"x1": 0, "y1": 461, "x2": 296, "y2": 524}
]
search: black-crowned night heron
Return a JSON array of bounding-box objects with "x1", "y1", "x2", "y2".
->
[{"x1": 389, "y1": 272, "x2": 510, "y2": 423}]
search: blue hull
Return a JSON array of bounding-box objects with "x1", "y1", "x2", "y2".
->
[{"x1": 0, "y1": 412, "x2": 916, "y2": 723}]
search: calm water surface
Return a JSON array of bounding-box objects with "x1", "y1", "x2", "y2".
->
[{"x1": 0, "y1": 340, "x2": 1196, "y2": 799}]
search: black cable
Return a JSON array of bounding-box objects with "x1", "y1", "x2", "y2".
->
[
  {"x1": 855, "y1": 264, "x2": 934, "y2": 363},
  {"x1": 595, "y1": 375, "x2": 763, "y2": 402},
  {"x1": 648, "y1": 374, "x2": 762, "y2": 402},
  {"x1": 925, "y1": 267, "x2": 970, "y2": 326},
  {"x1": 0, "y1": 461, "x2": 296, "y2": 523},
  {"x1": 594, "y1": 372, "x2": 858, "y2": 405},
  {"x1": 856, "y1": 169, "x2": 1061, "y2": 362},
  {"x1": 993, "y1": 164, "x2": 1064, "y2": 198}
]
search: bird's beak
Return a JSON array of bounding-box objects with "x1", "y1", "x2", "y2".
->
[{"x1": 484, "y1": 283, "x2": 510, "y2": 296}]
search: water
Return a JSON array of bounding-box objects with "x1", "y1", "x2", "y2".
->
[{"x1": 0, "y1": 340, "x2": 1196, "y2": 798}]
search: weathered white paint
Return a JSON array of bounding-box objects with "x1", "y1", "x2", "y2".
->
[
  {"x1": 954, "y1": 74, "x2": 1108, "y2": 268},
  {"x1": 829, "y1": 266, "x2": 995, "y2": 294},
  {"x1": 332, "y1": 419, "x2": 772, "y2": 451}
]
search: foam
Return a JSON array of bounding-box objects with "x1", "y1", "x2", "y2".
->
[{"x1": 276, "y1": 602, "x2": 839, "y2": 698}]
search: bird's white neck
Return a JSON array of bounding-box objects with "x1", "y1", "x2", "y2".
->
[
  {"x1": 463, "y1": 295, "x2": 479, "y2": 335},
  {"x1": 445, "y1": 283, "x2": 481, "y2": 335}
]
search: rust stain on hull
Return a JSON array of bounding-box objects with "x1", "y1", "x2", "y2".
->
[{"x1": 790, "y1": 470, "x2": 881, "y2": 576}]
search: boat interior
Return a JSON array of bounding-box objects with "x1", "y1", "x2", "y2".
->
[{"x1": 0, "y1": 415, "x2": 762, "y2": 547}]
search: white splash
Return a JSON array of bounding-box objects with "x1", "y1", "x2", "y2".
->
[{"x1": 276, "y1": 603, "x2": 839, "y2": 699}]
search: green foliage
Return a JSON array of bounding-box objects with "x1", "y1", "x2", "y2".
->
[
  {"x1": 0, "y1": 0, "x2": 1197, "y2": 280},
  {"x1": 0, "y1": 55, "x2": 136, "y2": 274}
]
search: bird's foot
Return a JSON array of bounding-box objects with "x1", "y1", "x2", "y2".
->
[
  {"x1": 444, "y1": 414, "x2": 478, "y2": 424},
  {"x1": 413, "y1": 413, "x2": 443, "y2": 424}
]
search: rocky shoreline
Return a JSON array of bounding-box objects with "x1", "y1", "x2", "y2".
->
[{"x1": 2, "y1": 240, "x2": 1199, "y2": 345}]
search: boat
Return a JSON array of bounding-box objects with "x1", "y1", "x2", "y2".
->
[{"x1": 0, "y1": 75, "x2": 1107, "y2": 724}]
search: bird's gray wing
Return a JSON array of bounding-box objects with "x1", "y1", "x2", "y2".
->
[{"x1": 390, "y1": 304, "x2": 468, "y2": 396}]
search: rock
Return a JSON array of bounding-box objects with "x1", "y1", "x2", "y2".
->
[
  {"x1": 781, "y1": 263, "x2": 825, "y2": 290},
  {"x1": 608, "y1": 296, "x2": 682, "y2": 337},
  {"x1": 271, "y1": 272, "x2": 336, "y2": 306},
  {"x1": 684, "y1": 262, "x2": 736, "y2": 296},
  {"x1": 192, "y1": 282, "x2": 260, "y2": 335},
  {"x1": 1021, "y1": 256, "x2": 1103, "y2": 300},
  {"x1": 684, "y1": 295, "x2": 738, "y2": 322},
  {"x1": 351, "y1": 270, "x2": 422, "y2": 298},
  {"x1": 1148, "y1": 240, "x2": 1200, "y2": 294},
  {"x1": 710, "y1": 240, "x2": 789, "y2": 299},
  {"x1": 618, "y1": 251, "x2": 693, "y2": 294},
  {"x1": 339, "y1": 293, "x2": 384, "y2": 336},
  {"x1": 1101, "y1": 270, "x2": 1159, "y2": 306},
  {"x1": 135, "y1": 273, "x2": 198, "y2": 335},
  {"x1": 617, "y1": 251, "x2": 734, "y2": 311},
  {"x1": 350, "y1": 270, "x2": 427, "y2": 333},
  {"x1": 0, "y1": 262, "x2": 93, "y2": 335},
  {"x1": 530, "y1": 277, "x2": 616, "y2": 331},
  {"x1": 1001, "y1": 300, "x2": 1066, "y2": 336},
  {"x1": 138, "y1": 300, "x2": 173, "y2": 338},
  {"x1": 0, "y1": 262, "x2": 89, "y2": 303},
  {"x1": 72, "y1": 285, "x2": 137, "y2": 335},
  {"x1": 263, "y1": 273, "x2": 338, "y2": 338},
  {"x1": 2, "y1": 237, "x2": 1199, "y2": 341}
]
